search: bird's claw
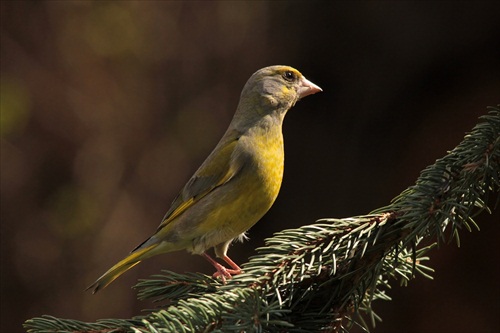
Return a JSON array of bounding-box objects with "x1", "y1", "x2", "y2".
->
[
  {"x1": 212, "y1": 267, "x2": 241, "y2": 284},
  {"x1": 202, "y1": 252, "x2": 242, "y2": 284}
]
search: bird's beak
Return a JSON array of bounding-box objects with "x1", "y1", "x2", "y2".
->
[{"x1": 298, "y1": 76, "x2": 322, "y2": 99}]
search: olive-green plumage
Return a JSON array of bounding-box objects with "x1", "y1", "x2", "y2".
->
[{"x1": 87, "y1": 65, "x2": 322, "y2": 293}]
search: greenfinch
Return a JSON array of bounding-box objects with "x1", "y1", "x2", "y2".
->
[{"x1": 87, "y1": 65, "x2": 322, "y2": 293}]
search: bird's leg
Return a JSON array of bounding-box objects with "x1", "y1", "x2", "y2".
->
[
  {"x1": 221, "y1": 255, "x2": 242, "y2": 275},
  {"x1": 202, "y1": 252, "x2": 232, "y2": 283},
  {"x1": 201, "y1": 253, "x2": 242, "y2": 283}
]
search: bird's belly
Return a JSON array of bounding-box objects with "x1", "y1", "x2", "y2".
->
[
  {"x1": 226, "y1": 130, "x2": 285, "y2": 232},
  {"x1": 181, "y1": 135, "x2": 284, "y2": 254},
  {"x1": 191, "y1": 164, "x2": 283, "y2": 252}
]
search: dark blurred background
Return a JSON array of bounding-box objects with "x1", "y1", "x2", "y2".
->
[{"x1": 1, "y1": 1, "x2": 499, "y2": 332}]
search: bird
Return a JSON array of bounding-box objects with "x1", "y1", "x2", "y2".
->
[{"x1": 87, "y1": 65, "x2": 322, "y2": 293}]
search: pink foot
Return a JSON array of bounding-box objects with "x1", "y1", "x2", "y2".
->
[{"x1": 202, "y1": 253, "x2": 242, "y2": 284}]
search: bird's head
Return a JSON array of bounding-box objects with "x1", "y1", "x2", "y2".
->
[{"x1": 234, "y1": 65, "x2": 322, "y2": 127}]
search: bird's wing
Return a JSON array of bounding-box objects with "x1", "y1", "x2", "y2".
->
[{"x1": 157, "y1": 130, "x2": 242, "y2": 231}]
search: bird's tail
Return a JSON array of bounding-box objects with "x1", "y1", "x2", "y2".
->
[{"x1": 86, "y1": 243, "x2": 159, "y2": 294}]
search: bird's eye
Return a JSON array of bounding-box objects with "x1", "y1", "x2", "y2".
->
[{"x1": 283, "y1": 71, "x2": 296, "y2": 82}]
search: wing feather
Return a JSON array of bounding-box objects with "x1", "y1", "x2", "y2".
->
[{"x1": 157, "y1": 131, "x2": 242, "y2": 230}]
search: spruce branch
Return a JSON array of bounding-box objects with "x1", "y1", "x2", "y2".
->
[{"x1": 24, "y1": 107, "x2": 499, "y2": 333}]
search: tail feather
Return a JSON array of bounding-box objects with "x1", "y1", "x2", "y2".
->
[{"x1": 86, "y1": 243, "x2": 158, "y2": 294}]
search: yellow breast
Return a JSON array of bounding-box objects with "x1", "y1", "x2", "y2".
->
[
  {"x1": 239, "y1": 116, "x2": 285, "y2": 214},
  {"x1": 251, "y1": 127, "x2": 284, "y2": 201},
  {"x1": 188, "y1": 115, "x2": 286, "y2": 250}
]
